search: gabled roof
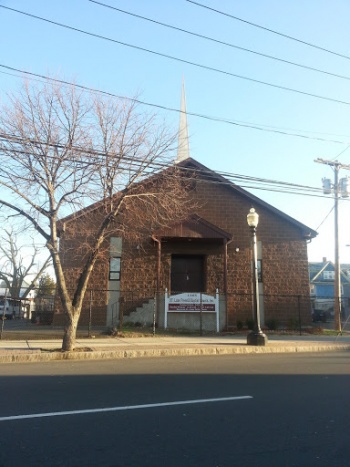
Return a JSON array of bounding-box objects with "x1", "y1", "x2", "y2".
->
[
  {"x1": 177, "y1": 158, "x2": 318, "y2": 240},
  {"x1": 153, "y1": 214, "x2": 232, "y2": 241},
  {"x1": 59, "y1": 156, "x2": 318, "y2": 240},
  {"x1": 309, "y1": 260, "x2": 350, "y2": 284},
  {"x1": 309, "y1": 260, "x2": 332, "y2": 282}
]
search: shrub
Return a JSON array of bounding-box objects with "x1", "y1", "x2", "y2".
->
[
  {"x1": 287, "y1": 318, "x2": 299, "y2": 330},
  {"x1": 307, "y1": 326, "x2": 324, "y2": 335},
  {"x1": 266, "y1": 318, "x2": 279, "y2": 330}
]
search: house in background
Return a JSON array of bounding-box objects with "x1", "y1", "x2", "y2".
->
[
  {"x1": 0, "y1": 280, "x2": 36, "y2": 319},
  {"x1": 309, "y1": 258, "x2": 350, "y2": 322}
]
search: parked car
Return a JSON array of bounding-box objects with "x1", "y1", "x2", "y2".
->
[
  {"x1": 312, "y1": 309, "x2": 331, "y2": 323},
  {"x1": 0, "y1": 298, "x2": 24, "y2": 319}
]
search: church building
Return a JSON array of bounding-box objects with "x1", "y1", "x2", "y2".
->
[{"x1": 55, "y1": 83, "x2": 317, "y2": 332}]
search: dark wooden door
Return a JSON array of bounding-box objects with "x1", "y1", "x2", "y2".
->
[{"x1": 171, "y1": 255, "x2": 205, "y2": 293}]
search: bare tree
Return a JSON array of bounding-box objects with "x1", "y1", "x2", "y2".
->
[
  {"x1": 0, "y1": 80, "x2": 195, "y2": 351},
  {"x1": 0, "y1": 227, "x2": 51, "y2": 299}
]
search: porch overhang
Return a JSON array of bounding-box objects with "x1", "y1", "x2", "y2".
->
[{"x1": 152, "y1": 214, "x2": 232, "y2": 243}]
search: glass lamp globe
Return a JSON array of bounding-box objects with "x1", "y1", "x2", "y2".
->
[{"x1": 247, "y1": 208, "x2": 259, "y2": 228}]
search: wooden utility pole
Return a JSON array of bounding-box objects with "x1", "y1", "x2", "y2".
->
[{"x1": 315, "y1": 158, "x2": 350, "y2": 333}]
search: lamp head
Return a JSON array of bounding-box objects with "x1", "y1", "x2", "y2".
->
[{"x1": 247, "y1": 208, "x2": 259, "y2": 228}]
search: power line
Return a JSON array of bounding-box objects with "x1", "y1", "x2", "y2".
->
[
  {"x1": 1, "y1": 5, "x2": 350, "y2": 107},
  {"x1": 88, "y1": 0, "x2": 350, "y2": 82},
  {"x1": 0, "y1": 149, "x2": 332, "y2": 201},
  {"x1": 186, "y1": 0, "x2": 350, "y2": 61},
  {"x1": 332, "y1": 144, "x2": 350, "y2": 161},
  {"x1": 0, "y1": 131, "x2": 333, "y2": 199},
  {"x1": 0, "y1": 64, "x2": 348, "y2": 146},
  {"x1": 0, "y1": 130, "x2": 308, "y2": 193},
  {"x1": 315, "y1": 205, "x2": 334, "y2": 231}
]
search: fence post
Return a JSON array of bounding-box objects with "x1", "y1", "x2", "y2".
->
[
  {"x1": 88, "y1": 290, "x2": 93, "y2": 337},
  {"x1": 298, "y1": 295, "x2": 302, "y2": 336},
  {"x1": 216, "y1": 289, "x2": 219, "y2": 333},
  {"x1": 0, "y1": 316, "x2": 5, "y2": 339},
  {"x1": 164, "y1": 289, "x2": 168, "y2": 329},
  {"x1": 153, "y1": 291, "x2": 157, "y2": 336},
  {"x1": 111, "y1": 301, "x2": 115, "y2": 328},
  {"x1": 119, "y1": 297, "x2": 124, "y2": 332},
  {"x1": 199, "y1": 292, "x2": 203, "y2": 336}
]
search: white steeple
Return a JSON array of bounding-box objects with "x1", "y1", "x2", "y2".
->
[{"x1": 176, "y1": 78, "x2": 190, "y2": 163}]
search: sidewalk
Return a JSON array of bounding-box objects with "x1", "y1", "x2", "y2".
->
[{"x1": 1, "y1": 334, "x2": 350, "y2": 363}]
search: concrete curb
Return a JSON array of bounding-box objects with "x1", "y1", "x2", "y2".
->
[{"x1": 1, "y1": 343, "x2": 349, "y2": 363}]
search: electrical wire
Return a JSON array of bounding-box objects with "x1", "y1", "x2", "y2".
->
[
  {"x1": 88, "y1": 0, "x2": 350, "y2": 82},
  {"x1": 0, "y1": 129, "x2": 333, "y2": 196},
  {"x1": 315, "y1": 206, "x2": 334, "y2": 231},
  {"x1": 0, "y1": 150, "x2": 331, "y2": 200},
  {"x1": 0, "y1": 70, "x2": 348, "y2": 201},
  {"x1": 1, "y1": 5, "x2": 350, "y2": 107},
  {"x1": 186, "y1": 0, "x2": 350, "y2": 61},
  {"x1": 0, "y1": 64, "x2": 348, "y2": 145},
  {"x1": 0, "y1": 131, "x2": 337, "y2": 200},
  {"x1": 332, "y1": 144, "x2": 350, "y2": 162}
]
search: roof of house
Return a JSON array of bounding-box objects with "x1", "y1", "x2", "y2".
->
[
  {"x1": 309, "y1": 260, "x2": 350, "y2": 283},
  {"x1": 59, "y1": 157, "x2": 318, "y2": 240},
  {"x1": 177, "y1": 158, "x2": 318, "y2": 240},
  {"x1": 153, "y1": 214, "x2": 232, "y2": 241}
]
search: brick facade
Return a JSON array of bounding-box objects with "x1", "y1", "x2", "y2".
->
[{"x1": 56, "y1": 158, "x2": 316, "y2": 330}]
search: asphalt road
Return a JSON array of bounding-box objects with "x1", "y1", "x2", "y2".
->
[{"x1": 0, "y1": 352, "x2": 349, "y2": 467}]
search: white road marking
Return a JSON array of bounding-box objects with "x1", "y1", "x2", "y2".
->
[{"x1": 0, "y1": 395, "x2": 252, "y2": 422}]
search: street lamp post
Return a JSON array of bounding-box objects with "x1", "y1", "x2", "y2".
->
[{"x1": 247, "y1": 208, "x2": 268, "y2": 346}]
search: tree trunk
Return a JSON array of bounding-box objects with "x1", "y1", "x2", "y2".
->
[{"x1": 62, "y1": 314, "x2": 79, "y2": 351}]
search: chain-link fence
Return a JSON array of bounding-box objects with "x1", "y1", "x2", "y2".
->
[
  {"x1": 226, "y1": 291, "x2": 350, "y2": 333},
  {"x1": 1, "y1": 287, "x2": 350, "y2": 338},
  {"x1": 226, "y1": 292, "x2": 312, "y2": 333}
]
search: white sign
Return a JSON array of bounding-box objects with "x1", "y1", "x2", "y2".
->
[{"x1": 165, "y1": 291, "x2": 219, "y2": 331}]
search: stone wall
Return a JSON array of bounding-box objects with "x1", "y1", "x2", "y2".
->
[
  {"x1": 56, "y1": 169, "x2": 312, "y2": 329},
  {"x1": 137, "y1": 179, "x2": 311, "y2": 328}
]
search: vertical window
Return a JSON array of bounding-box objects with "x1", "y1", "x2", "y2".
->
[
  {"x1": 109, "y1": 257, "x2": 121, "y2": 281},
  {"x1": 323, "y1": 271, "x2": 335, "y2": 280},
  {"x1": 257, "y1": 260, "x2": 263, "y2": 282}
]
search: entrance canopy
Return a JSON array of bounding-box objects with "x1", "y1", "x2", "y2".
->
[
  {"x1": 153, "y1": 214, "x2": 232, "y2": 243},
  {"x1": 152, "y1": 214, "x2": 232, "y2": 297}
]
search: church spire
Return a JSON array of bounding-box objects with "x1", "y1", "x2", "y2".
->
[{"x1": 176, "y1": 77, "x2": 190, "y2": 163}]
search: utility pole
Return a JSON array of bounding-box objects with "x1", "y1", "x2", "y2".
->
[{"x1": 315, "y1": 158, "x2": 350, "y2": 333}]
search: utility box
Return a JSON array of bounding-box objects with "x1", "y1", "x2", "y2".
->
[
  {"x1": 340, "y1": 177, "x2": 350, "y2": 198},
  {"x1": 322, "y1": 177, "x2": 332, "y2": 194}
]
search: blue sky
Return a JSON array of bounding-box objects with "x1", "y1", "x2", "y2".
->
[{"x1": 1, "y1": 0, "x2": 350, "y2": 263}]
